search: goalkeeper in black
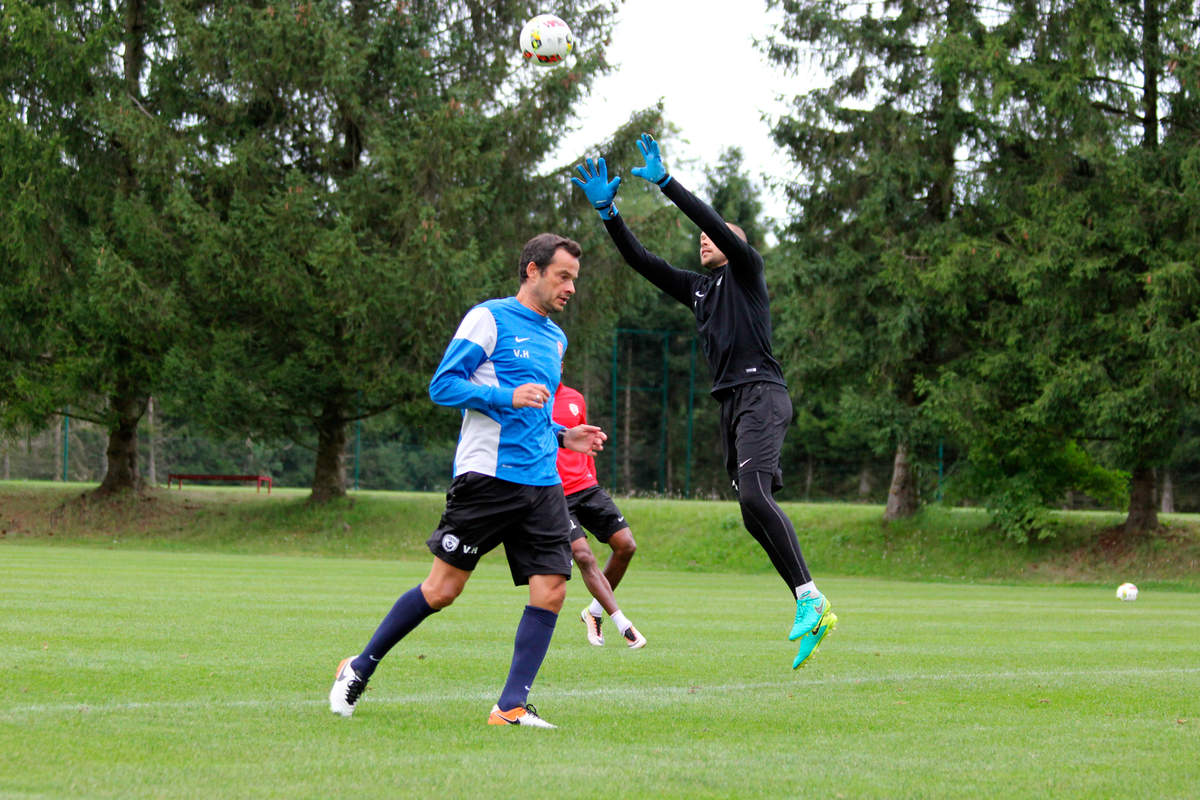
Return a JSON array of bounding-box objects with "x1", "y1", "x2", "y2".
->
[{"x1": 572, "y1": 133, "x2": 836, "y2": 670}]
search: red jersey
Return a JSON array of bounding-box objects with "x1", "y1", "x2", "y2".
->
[{"x1": 553, "y1": 384, "x2": 598, "y2": 496}]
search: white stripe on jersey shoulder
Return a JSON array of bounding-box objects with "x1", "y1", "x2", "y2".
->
[{"x1": 452, "y1": 305, "x2": 498, "y2": 356}]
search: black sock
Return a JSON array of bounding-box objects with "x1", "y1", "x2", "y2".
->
[
  {"x1": 496, "y1": 605, "x2": 558, "y2": 710},
  {"x1": 351, "y1": 584, "x2": 436, "y2": 679}
]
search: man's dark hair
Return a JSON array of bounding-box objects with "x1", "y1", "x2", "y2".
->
[{"x1": 518, "y1": 233, "x2": 582, "y2": 283}]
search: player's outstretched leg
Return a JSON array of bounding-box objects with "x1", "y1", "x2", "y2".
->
[{"x1": 328, "y1": 583, "x2": 440, "y2": 716}]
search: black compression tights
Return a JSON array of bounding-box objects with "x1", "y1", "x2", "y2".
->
[{"x1": 737, "y1": 471, "x2": 812, "y2": 590}]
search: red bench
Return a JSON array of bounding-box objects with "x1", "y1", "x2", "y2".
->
[{"x1": 167, "y1": 473, "x2": 273, "y2": 493}]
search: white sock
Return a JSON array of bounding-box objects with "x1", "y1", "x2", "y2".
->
[
  {"x1": 610, "y1": 610, "x2": 631, "y2": 633},
  {"x1": 587, "y1": 599, "x2": 604, "y2": 618},
  {"x1": 795, "y1": 581, "x2": 817, "y2": 600}
]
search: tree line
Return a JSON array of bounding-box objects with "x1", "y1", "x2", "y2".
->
[
  {"x1": 4, "y1": 1, "x2": 1200, "y2": 541},
  {"x1": 2, "y1": 0, "x2": 626, "y2": 503},
  {"x1": 763, "y1": 0, "x2": 1200, "y2": 538}
]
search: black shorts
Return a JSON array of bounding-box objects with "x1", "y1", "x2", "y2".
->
[
  {"x1": 717, "y1": 381, "x2": 793, "y2": 492},
  {"x1": 565, "y1": 485, "x2": 629, "y2": 543},
  {"x1": 425, "y1": 472, "x2": 573, "y2": 586}
]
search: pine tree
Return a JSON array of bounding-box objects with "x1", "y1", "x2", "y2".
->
[
  {"x1": 765, "y1": 0, "x2": 990, "y2": 519},
  {"x1": 932, "y1": 0, "x2": 1200, "y2": 535},
  {"x1": 1, "y1": 0, "x2": 189, "y2": 495},
  {"x1": 162, "y1": 1, "x2": 618, "y2": 501}
]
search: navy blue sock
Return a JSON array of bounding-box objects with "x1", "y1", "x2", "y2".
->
[
  {"x1": 497, "y1": 605, "x2": 558, "y2": 711},
  {"x1": 351, "y1": 584, "x2": 437, "y2": 679}
]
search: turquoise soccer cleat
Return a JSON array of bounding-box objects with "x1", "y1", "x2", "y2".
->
[
  {"x1": 792, "y1": 608, "x2": 837, "y2": 670},
  {"x1": 789, "y1": 590, "x2": 829, "y2": 641}
]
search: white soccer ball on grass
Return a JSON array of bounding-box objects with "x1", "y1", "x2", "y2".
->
[{"x1": 1116, "y1": 582, "x2": 1139, "y2": 602}]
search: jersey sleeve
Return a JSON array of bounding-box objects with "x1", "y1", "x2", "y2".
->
[
  {"x1": 661, "y1": 178, "x2": 763, "y2": 279},
  {"x1": 428, "y1": 306, "x2": 515, "y2": 411},
  {"x1": 602, "y1": 215, "x2": 700, "y2": 307}
]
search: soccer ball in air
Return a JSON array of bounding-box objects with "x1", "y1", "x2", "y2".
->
[
  {"x1": 520, "y1": 14, "x2": 573, "y2": 67},
  {"x1": 1116, "y1": 582, "x2": 1139, "y2": 602}
]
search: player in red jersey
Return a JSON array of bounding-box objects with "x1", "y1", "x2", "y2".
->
[{"x1": 554, "y1": 383, "x2": 646, "y2": 648}]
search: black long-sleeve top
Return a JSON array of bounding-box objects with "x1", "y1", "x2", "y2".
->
[{"x1": 603, "y1": 178, "x2": 786, "y2": 396}]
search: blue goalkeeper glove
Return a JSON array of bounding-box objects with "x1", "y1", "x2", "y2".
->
[
  {"x1": 572, "y1": 157, "x2": 621, "y2": 220},
  {"x1": 631, "y1": 133, "x2": 671, "y2": 187}
]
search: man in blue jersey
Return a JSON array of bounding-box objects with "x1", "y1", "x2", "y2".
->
[
  {"x1": 572, "y1": 135, "x2": 836, "y2": 671},
  {"x1": 329, "y1": 233, "x2": 606, "y2": 729}
]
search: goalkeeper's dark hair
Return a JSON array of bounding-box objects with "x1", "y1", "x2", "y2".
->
[{"x1": 518, "y1": 233, "x2": 582, "y2": 283}]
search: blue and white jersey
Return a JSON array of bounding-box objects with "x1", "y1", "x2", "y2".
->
[{"x1": 429, "y1": 296, "x2": 567, "y2": 486}]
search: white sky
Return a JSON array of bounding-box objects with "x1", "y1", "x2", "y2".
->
[{"x1": 549, "y1": 0, "x2": 825, "y2": 229}]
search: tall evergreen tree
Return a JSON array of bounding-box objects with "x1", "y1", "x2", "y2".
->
[
  {"x1": 765, "y1": 0, "x2": 989, "y2": 519},
  {"x1": 162, "y1": 1, "x2": 618, "y2": 501},
  {"x1": 1, "y1": 1, "x2": 188, "y2": 495},
  {"x1": 927, "y1": 0, "x2": 1200, "y2": 535}
]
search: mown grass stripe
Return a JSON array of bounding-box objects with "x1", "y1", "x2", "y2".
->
[{"x1": 8, "y1": 665, "x2": 1198, "y2": 720}]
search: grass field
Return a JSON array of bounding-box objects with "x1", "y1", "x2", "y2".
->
[{"x1": 3, "y1": 543, "x2": 1198, "y2": 799}]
